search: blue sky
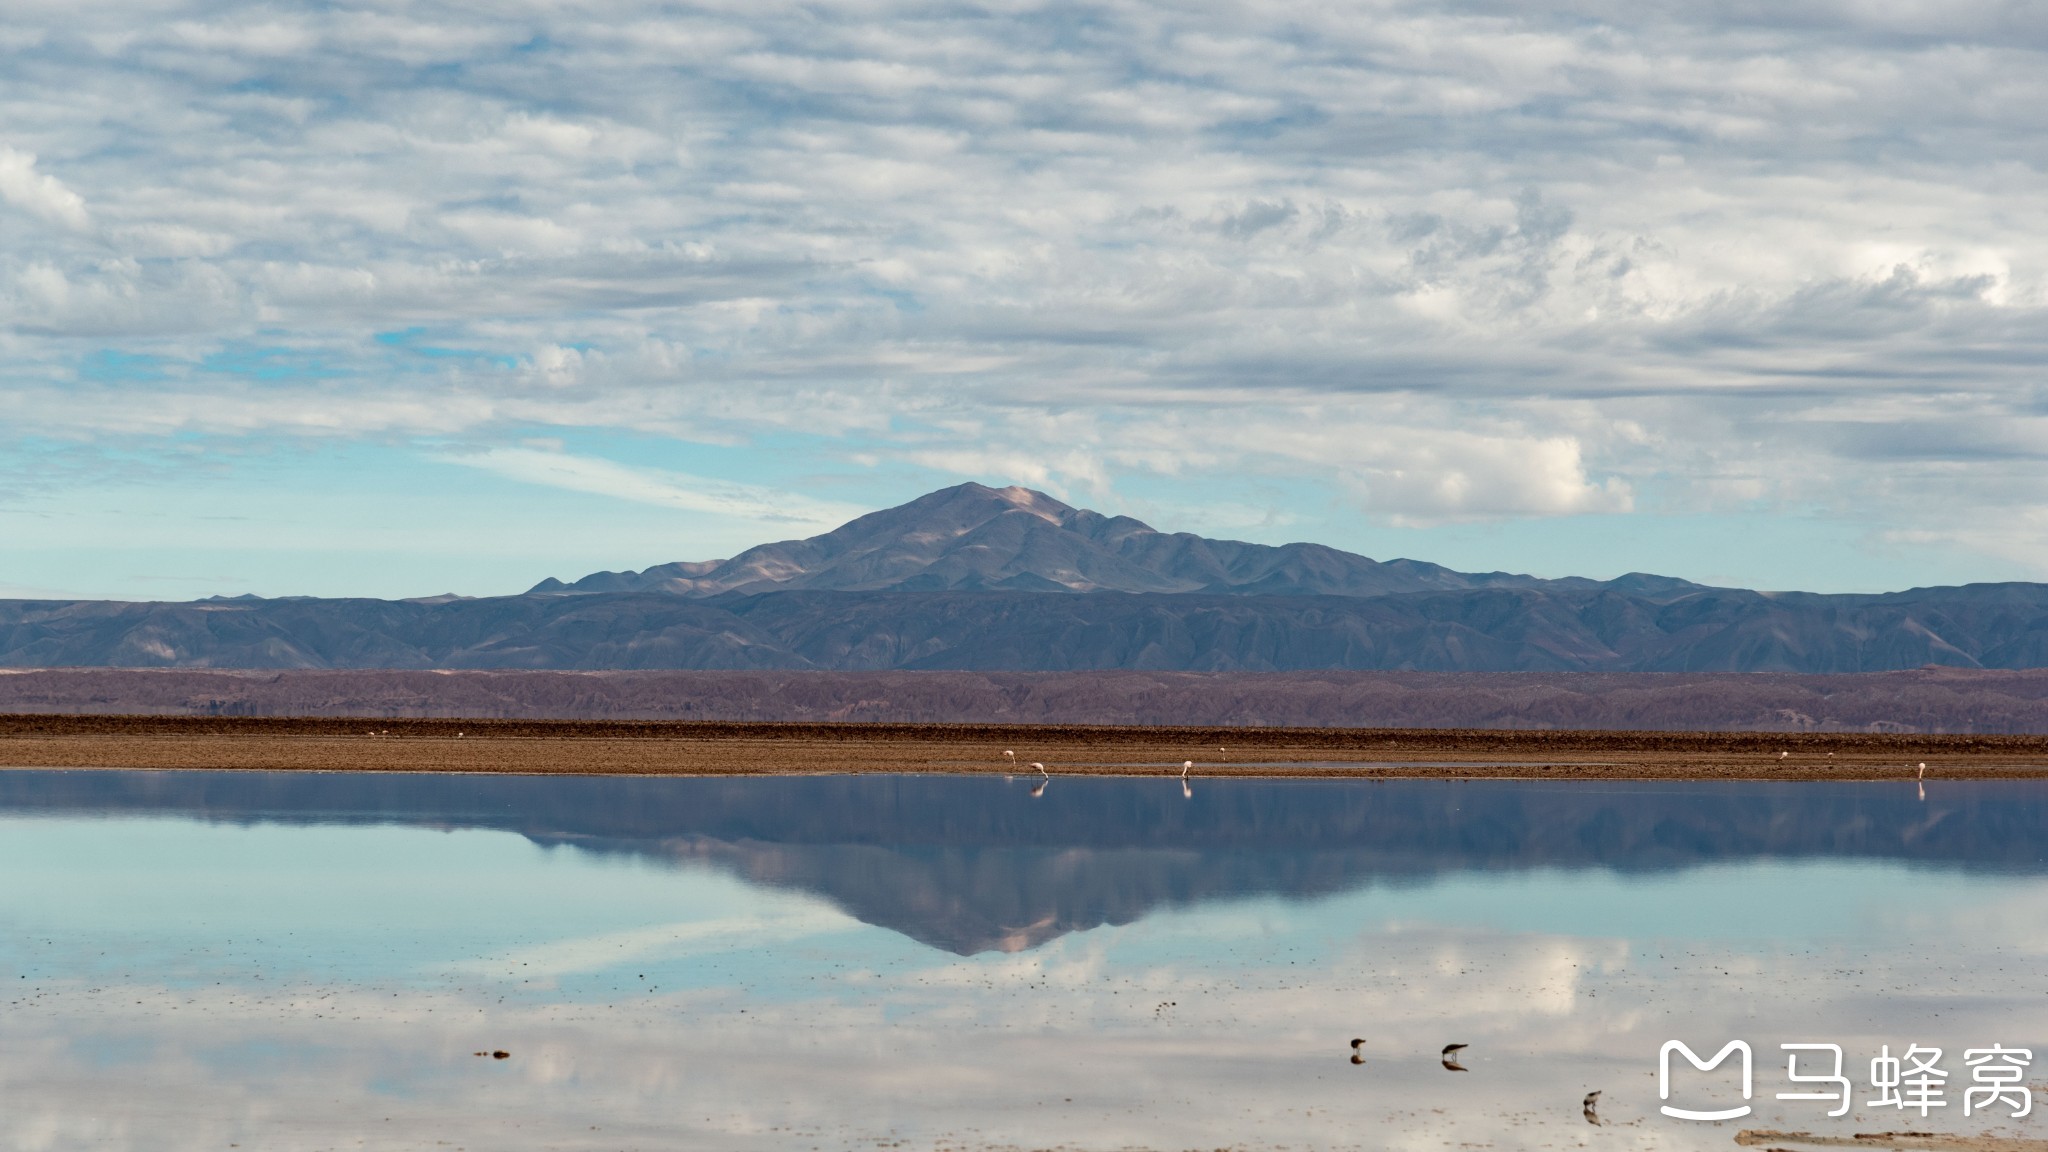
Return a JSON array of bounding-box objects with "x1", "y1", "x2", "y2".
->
[{"x1": 3, "y1": 0, "x2": 2046, "y2": 599}]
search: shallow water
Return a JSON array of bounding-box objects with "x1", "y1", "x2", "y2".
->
[{"x1": 2, "y1": 771, "x2": 2046, "y2": 1151}]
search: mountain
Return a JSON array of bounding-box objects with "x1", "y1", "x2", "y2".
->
[
  {"x1": 528, "y1": 482, "x2": 1704, "y2": 600},
  {"x1": 6, "y1": 482, "x2": 2048, "y2": 674},
  {"x1": 8, "y1": 582, "x2": 2048, "y2": 672},
  {"x1": 4, "y1": 771, "x2": 2042, "y2": 954}
]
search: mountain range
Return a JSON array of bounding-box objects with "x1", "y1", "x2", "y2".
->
[
  {"x1": 6, "y1": 482, "x2": 2048, "y2": 673},
  {"x1": 528, "y1": 482, "x2": 1704, "y2": 600},
  {"x1": 3, "y1": 771, "x2": 2040, "y2": 954}
]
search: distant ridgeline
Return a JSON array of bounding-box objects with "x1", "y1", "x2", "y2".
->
[
  {"x1": 7, "y1": 483, "x2": 2048, "y2": 673},
  {"x1": 2, "y1": 771, "x2": 2042, "y2": 954}
]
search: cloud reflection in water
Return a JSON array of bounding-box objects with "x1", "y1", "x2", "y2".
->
[{"x1": 2, "y1": 772, "x2": 2046, "y2": 1150}]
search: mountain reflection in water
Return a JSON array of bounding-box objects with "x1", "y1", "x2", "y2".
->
[{"x1": 1, "y1": 771, "x2": 2040, "y2": 955}]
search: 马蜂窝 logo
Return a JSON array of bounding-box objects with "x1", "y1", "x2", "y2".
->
[
  {"x1": 1659, "y1": 1040, "x2": 1753, "y2": 1120},
  {"x1": 1658, "y1": 1040, "x2": 2033, "y2": 1122}
]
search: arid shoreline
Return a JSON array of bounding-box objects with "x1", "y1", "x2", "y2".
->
[{"x1": 4, "y1": 715, "x2": 2047, "y2": 778}]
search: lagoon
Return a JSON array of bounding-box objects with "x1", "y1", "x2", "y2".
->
[{"x1": 2, "y1": 771, "x2": 2044, "y2": 1150}]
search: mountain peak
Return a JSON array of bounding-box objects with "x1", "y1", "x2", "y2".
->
[
  {"x1": 529, "y1": 483, "x2": 1699, "y2": 601},
  {"x1": 864, "y1": 482, "x2": 1092, "y2": 536}
]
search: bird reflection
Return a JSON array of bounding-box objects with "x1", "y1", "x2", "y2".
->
[
  {"x1": 1582, "y1": 1090, "x2": 1601, "y2": 1125},
  {"x1": 1441, "y1": 1042, "x2": 1468, "y2": 1072}
]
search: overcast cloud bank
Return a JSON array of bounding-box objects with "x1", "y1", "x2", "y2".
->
[{"x1": 2, "y1": 0, "x2": 2045, "y2": 591}]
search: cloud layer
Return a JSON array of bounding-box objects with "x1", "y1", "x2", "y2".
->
[{"x1": 2, "y1": 0, "x2": 2045, "y2": 565}]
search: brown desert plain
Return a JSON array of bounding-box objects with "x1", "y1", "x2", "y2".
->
[{"x1": 6, "y1": 713, "x2": 2048, "y2": 779}]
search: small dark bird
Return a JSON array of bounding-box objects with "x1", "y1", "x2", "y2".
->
[
  {"x1": 1349, "y1": 1038, "x2": 1365, "y2": 1065},
  {"x1": 1441, "y1": 1042, "x2": 1469, "y2": 1072},
  {"x1": 1441, "y1": 1043, "x2": 1468, "y2": 1057},
  {"x1": 1582, "y1": 1090, "x2": 1602, "y2": 1125},
  {"x1": 492, "y1": 1050, "x2": 510, "y2": 1060}
]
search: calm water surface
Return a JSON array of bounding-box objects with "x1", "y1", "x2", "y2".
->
[{"x1": 2, "y1": 771, "x2": 2046, "y2": 1151}]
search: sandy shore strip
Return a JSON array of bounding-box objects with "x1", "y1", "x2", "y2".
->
[{"x1": 3, "y1": 715, "x2": 2047, "y2": 778}]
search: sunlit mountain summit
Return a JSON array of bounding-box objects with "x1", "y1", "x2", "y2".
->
[{"x1": 529, "y1": 482, "x2": 1698, "y2": 600}]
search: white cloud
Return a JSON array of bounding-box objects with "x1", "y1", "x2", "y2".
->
[
  {"x1": 440, "y1": 445, "x2": 867, "y2": 529},
  {"x1": 454, "y1": 909, "x2": 853, "y2": 979},
  {"x1": 0, "y1": 147, "x2": 89, "y2": 232},
  {"x1": 0, "y1": 0, "x2": 2044, "y2": 553}
]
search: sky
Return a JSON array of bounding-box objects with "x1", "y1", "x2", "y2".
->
[{"x1": 3, "y1": 0, "x2": 2046, "y2": 600}]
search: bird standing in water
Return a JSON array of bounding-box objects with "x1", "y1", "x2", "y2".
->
[
  {"x1": 1349, "y1": 1038, "x2": 1366, "y2": 1065},
  {"x1": 1582, "y1": 1090, "x2": 1602, "y2": 1125},
  {"x1": 1441, "y1": 1043, "x2": 1469, "y2": 1071}
]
